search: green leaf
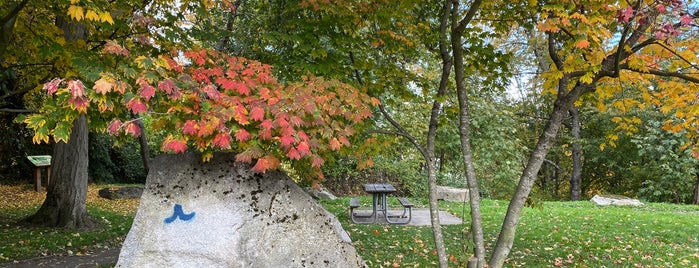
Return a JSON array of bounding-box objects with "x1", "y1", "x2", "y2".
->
[
  {"x1": 24, "y1": 114, "x2": 47, "y2": 129},
  {"x1": 52, "y1": 121, "x2": 73, "y2": 143}
]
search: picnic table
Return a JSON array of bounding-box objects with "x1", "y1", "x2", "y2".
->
[
  {"x1": 27, "y1": 155, "x2": 51, "y2": 192},
  {"x1": 350, "y1": 183, "x2": 412, "y2": 224}
]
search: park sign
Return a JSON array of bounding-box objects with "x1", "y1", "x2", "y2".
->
[
  {"x1": 26, "y1": 155, "x2": 51, "y2": 192},
  {"x1": 27, "y1": 155, "x2": 51, "y2": 167}
]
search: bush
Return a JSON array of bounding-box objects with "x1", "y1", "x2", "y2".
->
[{"x1": 88, "y1": 133, "x2": 147, "y2": 184}]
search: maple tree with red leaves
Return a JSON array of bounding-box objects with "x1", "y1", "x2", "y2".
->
[{"x1": 22, "y1": 44, "x2": 376, "y2": 180}]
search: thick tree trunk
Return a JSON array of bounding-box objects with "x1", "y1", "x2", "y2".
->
[
  {"x1": 450, "y1": 0, "x2": 485, "y2": 266},
  {"x1": 23, "y1": 15, "x2": 94, "y2": 229},
  {"x1": 569, "y1": 107, "x2": 582, "y2": 201},
  {"x1": 24, "y1": 115, "x2": 95, "y2": 228}
]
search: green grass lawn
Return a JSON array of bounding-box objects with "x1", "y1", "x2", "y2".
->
[
  {"x1": 321, "y1": 197, "x2": 699, "y2": 267},
  {"x1": 1, "y1": 184, "x2": 698, "y2": 267}
]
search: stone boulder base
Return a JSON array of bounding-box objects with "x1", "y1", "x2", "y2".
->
[
  {"x1": 590, "y1": 194, "x2": 644, "y2": 206},
  {"x1": 116, "y1": 153, "x2": 364, "y2": 267},
  {"x1": 303, "y1": 186, "x2": 337, "y2": 200},
  {"x1": 436, "y1": 186, "x2": 470, "y2": 203},
  {"x1": 98, "y1": 186, "x2": 144, "y2": 200}
]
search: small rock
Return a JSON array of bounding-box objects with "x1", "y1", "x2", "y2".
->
[
  {"x1": 590, "y1": 194, "x2": 644, "y2": 206},
  {"x1": 436, "y1": 186, "x2": 469, "y2": 202}
]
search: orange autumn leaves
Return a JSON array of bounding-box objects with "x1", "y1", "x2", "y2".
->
[{"x1": 26, "y1": 46, "x2": 377, "y2": 177}]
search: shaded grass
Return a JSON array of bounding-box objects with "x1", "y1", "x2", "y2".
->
[{"x1": 0, "y1": 184, "x2": 139, "y2": 262}]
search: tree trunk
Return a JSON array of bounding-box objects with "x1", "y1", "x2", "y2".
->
[
  {"x1": 693, "y1": 166, "x2": 699, "y2": 205},
  {"x1": 569, "y1": 107, "x2": 582, "y2": 201},
  {"x1": 134, "y1": 117, "x2": 150, "y2": 174},
  {"x1": 489, "y1": 92, "x2": 576, "y2": 267},
  {"x1": 23, "y1": 15, "x2": 94, "y2": 228},
  {"x1": 451, "y1": 0, "x2": 485, "y2": 266},
  {"x1": 24, "y1": 115, "x2": 95, "y2": 228}
]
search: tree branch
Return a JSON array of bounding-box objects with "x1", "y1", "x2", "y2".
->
[
  {"x1": 0, "y1": 108, "x2": 35, "y2": 113},
  {"x1": 620, "y1": 64, "x2": 699, "y2": 84},
  {"x1": 455, "y1": 0, "x2": 483, "y2": 32},
  {"x1": 376, "y1": 103, "x2": 426, "y2": 158},
  {"x1": 547, "y1": 33, "x2": 563, "y2": 71},
  {"x1": 1, "y1": 0, "x2": 30, "y2": 58}
]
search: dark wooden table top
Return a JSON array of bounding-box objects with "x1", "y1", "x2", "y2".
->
[{"x1": 364, "y1": 183, "x2": 396, "y2": 194}]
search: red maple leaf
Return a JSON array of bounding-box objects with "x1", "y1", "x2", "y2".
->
[
  {"x1": 124, "y1": 121, "x2": 141, "y2": 137},
  {"x1": 162, "y1": 138, "x2": 187, "y2": 153},
  {"x1": 297, "y1": 130, "x2": 309, "y2": 141},
  {"x1": 107, "y1": 120, "x2": 122, "y2": 134},
  {"x1": 212, "y1": 132, "x2": 232, "y2": 149},
  {"x1": 252, "y1": 157, "x2": 270, "y2": 173},
  {"x1": 280, "y1": 135, "x2": 295, "y2": 148},
  {"x1": 275, "y1": 117, "x2": 289, "y2": 128},
  {"x1": 260, "y1": 119, "x2": 274, "y2": 131},
  {"x1": 69, "y1": 97, "x2": 89, "y2": 113},
  {"x1": 203, "y1": 84, "x2": 221, "y2": 100},
  {"x1": 236, "y1": 151, "x2": 252, "y2": 163},
  {"x1": 234, "y1": 82, "x2": 250, "y2": 95},
  {"x1": 68, "y1": 80, "x2": 85, "y2": 98},
  {"x1": 158, "y1": 79, "x2": 176, "y2": 94},
  {"x1": 311, "y1": 155, "x2": 325, "y2": 168},
  {"x1": 680, "y1": 15, "x2": 693, "y2": 26},
  {"x1": 197, "y1": 123, "x2": 215, "y2": 137},
  {"x1": 139, "y1": 84, "x2": 156, "y2": 101},
  {"x1": 242, "y1": 68, "x2": 255, "y2": 76},
  {"x1": 617, "y1": 6, "x2": 634, "y2": 23},
  {"x1": 287, "y1": 147, "x2": 301, "y2": 160},
  {"x1": 216, "y1": 77, "x2": 235, "y2": 92},
  {"x1": 339, "y1": 136, "x2": 350, "y2": 146},
  {"x1": 126, "y1": 98, "x2": 148, "y2": 114},
  {"x1": 43, "y1": 78, "x2": 63, "y2": 95},
  {"x1": 234, "y1": 128, "x2": 251, "y2": 142},
  {"x1": 250, "y1": 107, "x2": 265, "y2": 121},
  {"x1": 329, "y1": 138, "x2": 341, "y2": 151},
  {"x1": 233, "y1": 105, "x2": 249, "y2": 125},
  {"x1": 297, "y1": 141, "x2": 311, "y2": 156},
  {"x1": 182, "y1": 120, "x2": 198, "y2": 135},
  {"x1": 259, "y1": 87, "x2": 271, "y2": 99},
  {"x1": 259, "y1": 128, "x2": 272, "y2": 140},
  {"x1": 289, "y1": 115, "x2": 304, "y2": 127}
]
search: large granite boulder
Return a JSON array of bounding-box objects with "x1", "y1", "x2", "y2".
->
[
  {"x1": 116, "y1": 153, "x2": 364, "y2": 267},
  {"x1": 590, "y1": 194, "x2": 644, "y2": 206},
  {"x1": 436, "y1": 186, "x2": 470, "y2": 202}
]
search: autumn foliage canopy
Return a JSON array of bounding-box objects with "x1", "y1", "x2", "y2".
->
[{"x1": 22, "y1": 43, "x2": 377, "y2": 179}]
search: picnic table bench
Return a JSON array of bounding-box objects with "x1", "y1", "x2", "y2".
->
[{"x1": 349, "y1": 183, "x2": 412, "y2": 224}]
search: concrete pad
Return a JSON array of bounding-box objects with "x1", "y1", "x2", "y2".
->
[{"x1": 352, "y1": 209, "x2": 462, "y2": 226}]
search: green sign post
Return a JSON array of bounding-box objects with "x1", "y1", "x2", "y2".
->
[{"x1": 27, "y1": 155, "x2": 51, "y2": 192}]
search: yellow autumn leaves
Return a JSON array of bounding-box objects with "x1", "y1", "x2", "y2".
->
[{"x1": 67, "y1": 0, "x2": 114, "y2": 25}]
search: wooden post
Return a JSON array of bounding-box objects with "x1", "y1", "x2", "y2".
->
[
  {"x1": 46, "y1": 166, "x2": 51, "y2": 188},
  {"x1": 34, "y1": 167, "x2": 42, "y2": 192}
]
